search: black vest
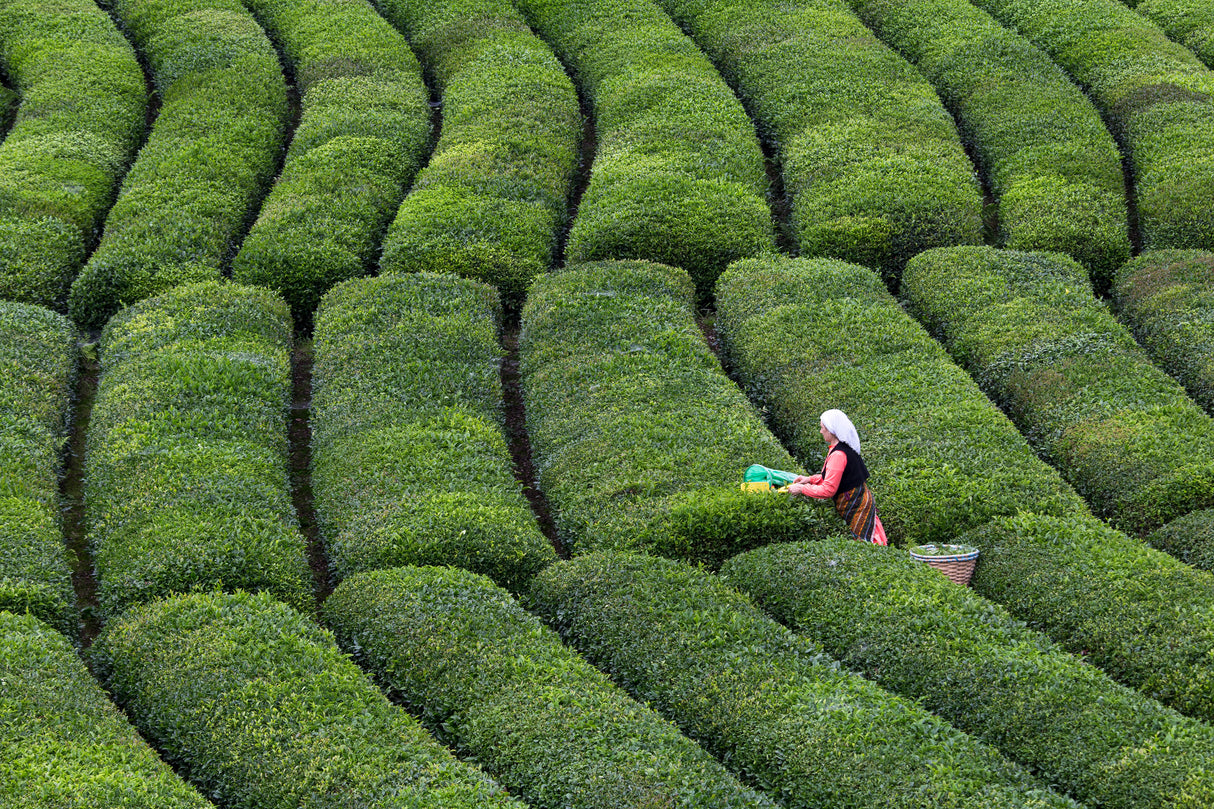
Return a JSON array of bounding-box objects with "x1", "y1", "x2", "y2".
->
[{"x1": 821, "y1": 442, "x2": 868, "y2": 496}]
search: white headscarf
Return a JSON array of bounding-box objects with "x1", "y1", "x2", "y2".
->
[{"x1": 820, "y1": 409, "x2": 861, "y2": 454}]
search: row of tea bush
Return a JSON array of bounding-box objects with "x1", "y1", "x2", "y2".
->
[
  {"x1": 0, "y1": 0, "x2": 145, "y2": 307},
  {"x1": 1123, "y1": 0, "x2": 1214, "y2": 68}
]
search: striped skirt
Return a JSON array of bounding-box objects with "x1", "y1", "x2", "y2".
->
[{"x1": 834, "y1": 483, "x2": 887, "y2": 546}]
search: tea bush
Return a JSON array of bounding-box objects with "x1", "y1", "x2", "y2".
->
[
  {"x1": 324, "y1": 565, "x2": 778, "y2": 808},
  {"x1": 846, "y1": 0, "x2": 1129, "y2": 285},
  {"x1": 520, "y1": 260, "x2": 828, "y2": 564},
  {"x1": 311, "y1": 274, "x2": 554, "y2": 592},
  {"x1": 714, "y1": 255, "x2": 1086, "y2": 547},
  {"x1": 1146, "y1": 509, "x2": 1214, "y2": 572},
  {"x1": 902, "y1": 246, "x2": 1214, "y2": 535},
  {"x1": 962, "y1": 511, "x2": 1214, "y2": 724},
  {"x1": 1112, "y1": 249, "x2": 1214, "y2": 414},
  {"x1": 68, "y1": 0, "x2": 288, "y2": 330},
  {"x1": 86, "y1": 281, "x2": 311, "y2": 619},
  {"x1": 529, "y1": 552, "x2": 1080, "y2": 809},
  {"x1": 967, "y1": 0, "x2": 1214, "y2": 252},
  {"x1": 512, "y1": 0, "x2": 773, "y2": 297},
  {"x1": 1, "y1": 611, "x2": 213, "y2": 808},
  {"x1": 0, "y1": 302, "x2": 75, "y2": 633},
  {"x1": 375, "y1": 0, "x2": 580, "y2": 302},
  {"x1": 91, "y1": 590, "x2": 526, "y2": 808},
  {"x1": 1125, "y1": 0, "x2": 1214, "y2": 69},
  {"x1": 723, "y1": 540, "x2": 1214, "y2": 809},
  {"x1": 649, "y1": 0, "x2": 982, "y2": 282},
  {"x1": 0, "y1": 0, "x2": 145, "y2": 307},
  {"x1": 230, "y1": 0, "x2": 431, "y2": 325}
]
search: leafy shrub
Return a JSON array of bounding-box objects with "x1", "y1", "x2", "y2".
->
[
  {"x1": 1124, "y1": 0, "x2": 1214, "y2": 69},
  {"x1": 1146, "y1": 509, "x2": 1214, "y2": 572},
  {"x1": 961, "y1": 511, "x2": 1214, "y2": 724},
  {"x1": 1, "y1": 611, "x2": 212, "y2": 808},
  {"x1": 91, "y1": 589, "x2": 526, "y2": 808},
  {"x1": 901, "y1": 246, "x2": 1214, "y2": 535},
  {"x1": 230, "y1": 0, "x2": 431, "y2": 326},
  {"x1": 520, "y1": 260, "x2": 827, "y2": 564},
  {"x1": 0, "y1": 302, "x2": 76, "y2": 634},
  {"x1": 312, "y1": 274, "x2": 555, "y2": 592},
  {"x1": 967, "y1": 0, "x2": 1214, "y2": 252},
  {"x1": 512, "y1": 0, "x2": 773, "y2": 297},
  {"x1": 1112, "y1": 249, "x2": 1214, "y2": 414},
  {"x1": 714, "y1": 255, "x2": 1086, "y2": 547},
  {"x1": 0, "y1": 0, "x2": 145, "y2": 307},
  {"x1": 374, "y1": 0, "x2": 581, "y2": 302},
  {"x1": 844, "y1": 0, "x2": 1129, "y2": 284},
  {"x1": 652, "y1": 0, "x2": 982, "y2": 282},
  {"x1": 723, "y1": 539, "x2": 1214, "y2": 809},
  {"x1": 528, "y1": 552, "x2": 1080, "y2": 809},
  {"x1": 85, "y1": 281, "x2": 311, "y2": 619},
  {"x1": 324, "y1": 565, "x2": 779, "y2": 808},
  {"x1": 68, "y1": 0, "x2": 288, "y2": 330}
]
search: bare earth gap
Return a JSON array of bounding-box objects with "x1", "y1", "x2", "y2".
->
[{"x1": 289, "y1": 338, "x2": 331, "y2": 608}]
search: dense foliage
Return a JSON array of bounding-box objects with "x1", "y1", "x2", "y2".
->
[
  {"x1": 230, "y1": 0, "x2": 432, "y2": 325},
  {"x1": 521, "y1": 260, "x2": 826, "y2": 563},
  {"x1": 651, "y1": 0, "x2": 982, "y2": 281},
  {"x1": 86, "y1": 281, "x2": 311, "y2": 618},
  {"x1": 68, "y1": 0, "x2": 289, "y2": 329},
  {"x1": 311, "y1": 274, "x2": 554, "y2": 592},
  {"x1": 0, "y1": 0, "x2": 145, "y2": 306},
  {"x1": 715, "y1": 255, "x2": 1086, "y2": 546},
  {"x1": 91, "y1": 590, "x2": 526, "y2": 808},
  {"x1": 724, "y1": 540, "x2": 1214, "y2": 809},
  {"x1": 1146, "y1": 509, "x2": 1214, "y2": 573},
  {"x1": 1126, "y1": 0, "x2": 1214, "y2": 69},
  {"x1": 0, "y1": 302, "x2": 75, "y2": 633},
  {"x1": 1, "y1": 611, "x2": 213, "y2": 808},
  {"x1": 375, "y1": 0, "x2": 581, "y2": 303},
  {"x1": 529, "y1": 552, "x2": 1079, "y2": 809},
  {"x1": 902, "y1": 246, "x2": 1214, "y2": 535},
  {"x1": 324, "y1": 565, "x2": 776, "y2": 808}
]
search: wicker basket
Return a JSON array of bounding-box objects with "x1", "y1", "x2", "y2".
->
[{"x1": 908, "y1": 544, "x2": 979, "y2": 586}]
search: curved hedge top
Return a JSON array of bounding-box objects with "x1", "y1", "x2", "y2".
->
[
  {"x1": 651, "y1": 0, "x2": 983, "y2": 281},
  {"x1": 0, "y1": 0, "x2": 146, "y2": 307},
  {"x1": 2, "y1": 611, "x2": 214, "y2": 808},
  {"x1": 845, "y1": 0, "x2": 1129, "y2": 284},
  {"x1": 1128, "y1": 0, "x2": 1214, "y2": 69},
  {"x1": 902, "y1": 245, "x2": 1214, "y2": 535},
  {"x1": 520, "y1": 260, "x2": 827, "y2": 564},
  {"x1": 91, "y1": 589, "x2": 527, "y2": 809},
  {"x1": 324, "y1": 565, "x2": 778, "y2": 808},
  {"x1": 714, "y1": 254, "x2": 1087, "y2": 546},
  {"x1": 0, "y1": 301, "x2": 76, "y2": 633},
  {"x1": 723, "y1": 540, "x2": 1214, "y2": 809}
]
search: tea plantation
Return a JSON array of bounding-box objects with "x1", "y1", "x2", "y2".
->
[{"x1": 3, "y1": 0, "x2": 1214, "y2": 805}]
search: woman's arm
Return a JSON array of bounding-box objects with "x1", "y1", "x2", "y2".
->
[{"x1": 789, "y1": 452, "x2": 845, "y2": 499}]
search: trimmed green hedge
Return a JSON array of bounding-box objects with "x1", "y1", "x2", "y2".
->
[
  {"x1": 1, "y1": 611, "x2": 213, "y2": 807},
  {"x1": 723, "y1": 540, "x2": 1214, "y2": 809},
  {"x1": 85, "y1": 281, "x2": 311, "y2": 619},
  {"x1": 649, "y1": 0, "x2": 982, "y2": 282},
  {"x1": 68, "y1": 0, "x2": 289, "y2": 330},
  {"x1": 0, "y1": 0, "x2": 146, "y2": 307},
  {"x1": 91, "y1": 590, "x2": 527, "y2": 808},
  {"x1": 1126, "y1": 0, "x2": 1214, "y2": 69},
  {"x1": 1146, "y1": 508, "x2": 1214, "y2": 572},
  {"x1": 512, "y1": 0, "x2": 773, "y2": 297},
  {"x1": 967, "y1": 0, "x2": 1214, "y2": 252},
  {"x1": 1112, "y1": 249, "x2": 1214, "y2": 414},
  {"x1": 312, "y1": 274, "x2": 555, "y2": 592},
  {"x1": 520, "y1": 260, "x2": 827, "y2": 564},
  {"x1": 374, "y1": 0, "x2": 580, "y2": 302},
  {"x1": 528, "y1": 552, "x2": 1080, "y2": 809},
  {"x1": 324, "y1": 565, "x2": 778, "y2": 808},
  {"x1": 0, "y1": 302, "x2": 76, "y2": 634},
  {"x1": 230, "y1": 0, "x2": 431, "y2": 325},
  {"x1": 714, "y1": 255, "x2": 1086, "y2": 547},
  {"x1": 902, "y1": 246, "x2": 1214, "y2": 535},
  {"x1": 961, "y1": 511, "x2": 1214, "y2": 724},
  {"x1": 845, "y1": 0, "x2": 1129, "y2": 284}
]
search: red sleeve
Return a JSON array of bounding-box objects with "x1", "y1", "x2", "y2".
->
[{"x1": 789, "y1": 451, "x2": 845, "y2": 499}]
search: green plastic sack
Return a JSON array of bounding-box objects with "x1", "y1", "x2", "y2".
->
[{"x1": 741, "y1": 464, "x2": 798, "y2": 492}]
